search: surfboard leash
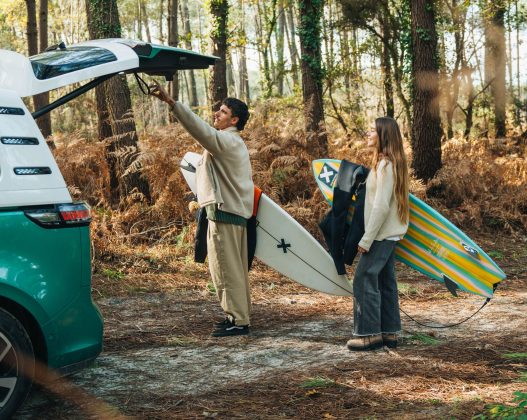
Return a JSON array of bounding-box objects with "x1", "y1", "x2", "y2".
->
[{"x1": 400, "y1": 297, "x2": 491, "y2": 328}]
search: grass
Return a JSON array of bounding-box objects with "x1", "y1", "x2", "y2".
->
[
  {"x1": 299, "y1": 377, "x2": 337, "y2": 389},
  {"x1": 407, "y1": 333, "x2": 442, "y2": 345},
  {"x1": 166, "y1": 336, "x2": 197, "y2": 347},
  {"x1": 501, "y1": 353, "x2": 527, "y2": 359},
  {"x1": 102, "y1": 268, "x2": 126, "y2": 281},
  {"x1": 398, "y1": 282, "x2": 422, "y2": 297},
  {"x1": 487, "y1": 250, "x2": 504, "y2": 260},
  {"x1": 206, "y1": 282, "x2": 216, "y2": 295}
]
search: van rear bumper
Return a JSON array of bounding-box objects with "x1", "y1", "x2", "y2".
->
[{"x1": 45, "y1": 288, "x2": 103, "y2": 371}]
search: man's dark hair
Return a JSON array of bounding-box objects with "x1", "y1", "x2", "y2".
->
[{"x1": 223, "y1": 97, "x2": 250, "y2": 130}]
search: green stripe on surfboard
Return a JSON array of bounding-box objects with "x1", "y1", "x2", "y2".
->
[{"x1": 312, "y1": 158, "x2": 505, "y2": 298}]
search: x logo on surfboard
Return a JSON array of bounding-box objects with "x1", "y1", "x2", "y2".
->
[{"x1": 318, "y1": 164, "x2": 336, "y2": 187}]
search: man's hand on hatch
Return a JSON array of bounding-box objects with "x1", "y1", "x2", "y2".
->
[{"x1": 149, "y1": 80, "x2": 175, "y2": 106}]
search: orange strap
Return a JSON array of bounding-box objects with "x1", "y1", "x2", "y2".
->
[{"x1": 253, "y1": 186, "x2": 263, "y2": 217}]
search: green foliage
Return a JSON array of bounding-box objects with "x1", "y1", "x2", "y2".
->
[
  {"x1": 416, "y1": 27, "x2": 433, "y2": 42},
  {"x1": 487, "y1": 250, "x2": 504, "y2": 260},
  {"x1": 408, "y1": 333, "x2": 442, "y2": 345},
  {"x1": 297, "y1": 0, "x2": 326, "y2": 88},
  {"x1": 501, "y1": 353, "x2": 527, "y2": 360},
  {"x1": 206, "y1": 281, "x2": 216, "y2": 295},
  {"x1": 102, "y1": 268, "x2": 126, "y2": 280},
  {"x1": 299, "y1": 377, "x2": 337, "y2": 389},
  {"x1": 473, "y1": 391, "x2": 527, "y2": 419},
  {"x1": 207, "y1": 0, "x2": 229, "y2": 40}
]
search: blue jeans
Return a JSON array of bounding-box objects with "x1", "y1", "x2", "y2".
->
[{"x1": 353, "y1": 240, "x2": 401, "y2": 336}]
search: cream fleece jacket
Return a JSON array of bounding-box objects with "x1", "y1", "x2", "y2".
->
[
  {"x1": 171, "y1": 102, "x2": 254, "y2": 219},
  {"x1": 359, "y1": 159, "x2": 409, "y2": 251}
]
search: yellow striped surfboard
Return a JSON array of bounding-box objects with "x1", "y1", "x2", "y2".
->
[{"x1": 312, "y1": 159, "x2": 506, "y2": 298}]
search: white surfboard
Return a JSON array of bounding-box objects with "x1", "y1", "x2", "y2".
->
[{"x1": 180, "y1": 152, "x2": 352, "y2": 296}]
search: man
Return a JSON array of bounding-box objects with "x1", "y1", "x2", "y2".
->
[{"x1": 150, "y1": 82, "x2": 254, "y2": 337}]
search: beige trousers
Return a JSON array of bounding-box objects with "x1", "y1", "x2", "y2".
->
[{"x1": 207, "y1": 220, "x2": 251, "y2": 326}]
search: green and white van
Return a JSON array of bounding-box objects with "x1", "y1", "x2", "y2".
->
[{"x1": 0, "y1": 38, "x2": 216, "y2": 417}]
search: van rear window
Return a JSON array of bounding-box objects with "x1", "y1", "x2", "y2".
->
[{"x1": 30, "y1": 46, "x2": 117, "y2": 80}]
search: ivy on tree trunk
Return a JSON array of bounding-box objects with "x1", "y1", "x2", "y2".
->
[{"x1": 297, "y1": 0, "x2": 328, "y2": 155}]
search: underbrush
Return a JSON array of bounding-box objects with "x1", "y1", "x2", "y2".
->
[{"x1": 51, "y1": 102, "x2": 527, "y2": 272}]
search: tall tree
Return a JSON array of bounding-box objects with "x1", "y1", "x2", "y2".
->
[
  {"x1": 168, "y1": 0, "x2": 179, "y2": 105},
  {"x1": 25, "y1": 0, "x2": 52, "y2": 138},
  {"x1": 180, "y1": 0, "x2": 198, "y2": 107},
  {"x1": 86, "y1": 0, "x2": 151, "y2": 206},
  {"x1": 285, "y1": 2, "x2": 300, "y2": 88},
  {"x1": 209, "y1": 0, "x2": 229, "y2": 112},
  {"x1": 442, "y1": 0, "x2": 468, "y2": 139},
  {"x1": 276, "y1": 0, "x2": 286, "y2": 96},
  {"x1": 37, "y1": 0, "x2": 51, "y2": 137},
  {"x1": 484, "y1": 0, "x2": 507, "y2": 137},
  {"x1": 238, "y1": 0, "x2": 251, "y2": 105},
  {"x1": 297, "y1": 0, "x2": 328, "y2": 154},
  {"x1": 410, "y1": 0, "x2": 443, "y2": 181}
]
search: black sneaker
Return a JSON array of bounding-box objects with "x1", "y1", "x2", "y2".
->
[
  {"x1": 211, "y1": 319, "x2": 250, "y2": 337},
  {"x1": 214, "y1": 318, "x2": 231, "y2": 328}
]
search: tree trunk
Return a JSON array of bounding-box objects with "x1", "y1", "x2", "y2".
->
[
  {"x1": 285, "y1": 3, "x2": 300, "y2": 88},
  {"x1": 168, "y1": 0, "x2": 179, "y2": 109},
  {"x1": 444, "y1": 0, "x2": 466, "y2": 139},
  {"x1": 140, "y1": 0, "x2": 152, "y2": 42},
  {"x1": 181, "y1": 0, "x2": 198, "y2": 107},
  {"x1": 297, "y1": 0, "x2": 327, "y2": 155},
  {"x1": 209, "y1": 0, "x2": 229, "y2": 112},
  {"x1": 462, "y1": 65, "x2": 475, "y2": 138},
  {"x1": 227, "y1": 54, "x2": 237, "y2": 96},
  {"x1": 485, "y1": 2, "x2": 507, "y2": 137},
  {"x1": 159, "y1": 0, "x2": 165, "y2": 43},
  {"x1": 86, "y1": 0, "x2": 151, "y2": 207},
  {"x1": 410, "y1": 0, "x2": 442, "y2": 181},
  {"x1": 34, "y1": 0, "x2": 52, "y2": 138},
  {"x1": 238, "y1": 0, "x2": 251, "y2": 105},
  {"x1": 276, "y1": 0, "x2": 286, "y2": 96},
  {"x1": 379, "y1": 13, "x2": 394, "y2": 118},
  {"x1": 26, "y1": 0, "x2": 52, "y2": 138}
]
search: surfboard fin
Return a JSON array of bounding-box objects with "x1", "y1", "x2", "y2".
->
[{"x1": 442, "y1": 274, "x2": 459, "y2": 297}]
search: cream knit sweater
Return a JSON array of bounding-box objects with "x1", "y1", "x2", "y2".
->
[
  {"x1": 358, "y1": 159, "x2": 409, "y2": 251},
  {"x1": 171, "y1": 102, "x2": 254, "y2": 219}
]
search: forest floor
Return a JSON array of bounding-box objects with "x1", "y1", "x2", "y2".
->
[{"x1": 16, "y1": 232, "x2": 527, "y2": 419}]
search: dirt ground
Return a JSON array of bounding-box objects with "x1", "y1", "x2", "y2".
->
[{"x1": 15, "y1": 233, "x2": 527, "y2": 419}]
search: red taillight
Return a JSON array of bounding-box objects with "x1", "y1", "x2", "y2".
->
[
  {"x1": 58, "y1": 205, "x2": 91, "y2": 223},
  {"x1": 24, "y1": 202, "x2": 91, "y2": 228}
]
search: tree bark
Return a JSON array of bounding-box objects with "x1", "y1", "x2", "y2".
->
[
  {"x1": 285, "y1": 3, "x2": 300, "y2": 88},
  {"x1": 297, "y1": 0, "x2": 327, "y2": 155},
  {"x1": 86, "y1": 0, "x2": 151, "y2": 207},
  {"x1": 484, "y1": 1, "x2": 507, "y2": 137},
  {"x1": 379, "y1": 12, "x2": 394, "y2": 118},
  {"x1": 276, "y1": 0, "x2": 286, "y2": 96},
  {"x1": 34, "y1": 0, "x2": 52, "y2": 138},
  {"x1": 410, "y1": 0, "x2": 442, "y2": 181},
  {"x1": 140, "y1": 0, "x2": 152, "y2": 42},
  {"x1": 180, "y1": 0, "x2": 198, "y2": 107},
  {"x1": 26, "y1": 0, "x2": 52, "y2": 138},
  {"x1": 209, "y1": 0, "x2": 229, "y2": 112},
  {"x1": 238, "y1": 0, "x2": 251, "y2": 105},
  {"x1": 168, "y1": 0, "x2": 179, "y2": 109}
]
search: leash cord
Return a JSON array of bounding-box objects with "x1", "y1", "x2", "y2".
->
[{"x1": 400, "y1": 297, "x2": 490, "y2": 328}]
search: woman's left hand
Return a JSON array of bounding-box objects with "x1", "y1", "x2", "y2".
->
[{"x1": 358, "y1": 246, "x2": 368, "y2": 254}]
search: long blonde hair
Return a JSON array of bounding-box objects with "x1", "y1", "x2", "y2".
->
[{"x1": 371, "y1": 117, "x2": 409, "y2": 223}]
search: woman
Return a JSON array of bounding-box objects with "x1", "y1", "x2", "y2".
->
[{"x1": 346, "y1": 117, "x2": 410, "y2": 351}]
